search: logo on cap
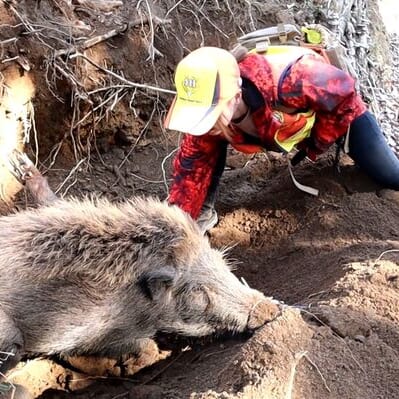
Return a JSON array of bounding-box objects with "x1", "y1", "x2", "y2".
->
[{"x1": 182, "y1": 76, "x2": 198, "y2": 97}]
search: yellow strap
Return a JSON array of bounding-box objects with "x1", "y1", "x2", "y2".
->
[{"x1": 273, "y1": 110, "x2": 316, "y2": 153}]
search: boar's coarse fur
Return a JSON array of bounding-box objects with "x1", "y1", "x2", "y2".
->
[{"x1": 0, "y1": 196, "x2": 278, "y2": 377}]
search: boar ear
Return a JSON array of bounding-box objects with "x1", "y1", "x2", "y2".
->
[{"x1": 138, "y1": 266, "x2": 177, "y2": 300}]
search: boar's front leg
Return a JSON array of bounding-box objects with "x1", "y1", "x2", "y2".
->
[
  {"x1": 6, "y1": 150, "x2": 58, "y2": 206},
  {"x1": 0, "y1": 309, "x2": 24, "y2": 378},
  {"x1": 0, "y1": 311, "x2": 33, "y2": 398}
]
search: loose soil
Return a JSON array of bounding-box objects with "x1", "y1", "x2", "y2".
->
[{"x1": 1, "y1": 1, "x2": 398, "y2": 399}]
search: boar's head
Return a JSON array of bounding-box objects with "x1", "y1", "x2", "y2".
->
[{"x1": 137, "y1": 203, "x2": 280, "y2": 337}]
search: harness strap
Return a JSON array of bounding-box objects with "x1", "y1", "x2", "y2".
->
[
  {"x1": 287, "y1": 155, "x2": 319, "y2": 196},
  {"x1": 344, "y1": 126, "x2": 350, "y2": 153}
]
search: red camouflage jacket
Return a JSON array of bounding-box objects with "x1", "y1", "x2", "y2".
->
[{"x1": 168, "y1": 52, "x2": 367, "y2": 219}]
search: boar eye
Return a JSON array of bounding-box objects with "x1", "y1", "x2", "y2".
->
[
  {"x1": 138, "y1": 266, "x2": 177, "y2": 300},
  {"x1": 189, "y1": 287, "x2": 211, "y2": 312},
  {"x1": 177, "y1": 284, "x2": 212, "y2": 323}
]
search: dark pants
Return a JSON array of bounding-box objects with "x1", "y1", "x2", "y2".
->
[
  {"x1": 203, "y1": 110, "x2": 399, "y2": 209},
  {"x1": 348, "y1": 111, "x2": 399, "y2": 189}
]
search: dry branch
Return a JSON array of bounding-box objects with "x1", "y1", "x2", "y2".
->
[
  {"x1": 55, "y1": 14, "x2": 171, "y2": 57},
  {"x1": 69, "y1": 53, "x2": 176, "y2": 95}
]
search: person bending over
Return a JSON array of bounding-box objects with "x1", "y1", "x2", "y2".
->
[{"x1": 164, "y1": 46, "x2": 399, "y2": 232}]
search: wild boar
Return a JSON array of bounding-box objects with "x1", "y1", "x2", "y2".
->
[
  {"x1": 0, "y1": 151, "x2": 280, "y2": 398},
  {"x1": 0, "y1": 182, "x2": 280, "y2": 386}
]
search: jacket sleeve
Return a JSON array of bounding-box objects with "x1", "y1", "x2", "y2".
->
[
  {"x1": 168, "y1": 133, "x2": 226, "y2": 219},
  {"x1": 280, "y1": 54, "x2": 367, "y2": 151}
]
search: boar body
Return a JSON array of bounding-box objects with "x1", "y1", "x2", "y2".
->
[{"x1": 0, "y1": 197, "x2": 278, "y2": 375}]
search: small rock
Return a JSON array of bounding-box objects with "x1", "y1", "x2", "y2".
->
[
  {"x1": 354, "y1": 334, "x2": 366, "y2": 343},
  {"x1": 378, "y1": 189, "x2": 399, "y2": 206}
]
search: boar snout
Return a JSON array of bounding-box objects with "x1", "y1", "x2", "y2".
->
[{"x1": 246, "y1": 296, "x2": 282, "y2": 330}]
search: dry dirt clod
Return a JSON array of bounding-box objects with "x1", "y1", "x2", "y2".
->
[
  {"x1": 247, "y1": 298, "x2": 282, "y2": 330},
  {"x1": 378, "y1": 189, "x2": 399, "y2": 205}
]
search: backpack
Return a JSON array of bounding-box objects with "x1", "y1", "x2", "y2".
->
[{"x1": 236, "y1": 23, "x2": 356, "y2": 79}]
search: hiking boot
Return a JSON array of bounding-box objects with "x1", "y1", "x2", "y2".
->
[{"x1": 197, "y1": 205, "x2": 218, "y2": 234}]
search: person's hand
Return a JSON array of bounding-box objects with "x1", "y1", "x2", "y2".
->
[{"x1": 296, "y1": 137, "x2": 325, "y2": 162}]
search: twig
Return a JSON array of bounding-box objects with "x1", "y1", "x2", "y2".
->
[
  {"x1": 285, "y1": 351, "x2": 306, "y2": 399},
  {"x1": 161, "y1": 148, "x2": 179, "y2": 195},
  {"x1": 116, "y1": 106, "x2": 155, "y2": 172},
  {"x1": 69, "y1": 20, "x2": 140, "y2": 52},
  {"x1": 165, "y1": 0, "x2": 186, "y2": 18},
  {"x1": 0, "y1": 351, "x2": 15, "y2": 361},
  {"x1": 0, "y1": 37, "x2": 18, "y2": 45},
  {"x1": 87, "y1": 85, "x2": 134, "y2": 95},
  {"x1": 137, "y1": 0, "x2": 158, "y2": 61},
  {"x1": 375, "y1": 249, "x2": 399, "y2": 262},
  {"x1": 303, "y1": 353, "x2": 331, "y2": 393},
  {"x1": 1, "y1": 55, "x2": 19, "y2": 63},
  {"x1": 55, "y1": 157, "x2": 86, "y2": 195},
  {"x1": 73, "y1": 88, "x2": 123, "y2": 129},
  {"x1": 61, "y1": 177, "x2": 78, "y2": 197},
  {"x1": 52, "y1": 61, "x2": 89, "y2": 103},
  {"x1": 4, "y1": 2, "x2": 55, "y2": 51},
  {"x1": 286, "y1": 350, "x2": 331, "y2": 399},
  {"x1": 110, "y1": 392, "x2": 129, "y2": 399},
  {"x1": 306, "y1": 290, "x2": 327, "y2": 300},
  {"x1": 55, "y1": 15, "x2": 171, "y2": 57},
  {"x1": 27, "y1": 101, "x2": 40, "y2": 166},
  {"x1": 110, "y1": 163, "x2": 126, "y2": 188},
  {"x1": 69, "y1": 53, "x2": 176, "y2": 95},
  {"x1": 187, "y1": 0, "x2": 229, "y2": 39}
]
